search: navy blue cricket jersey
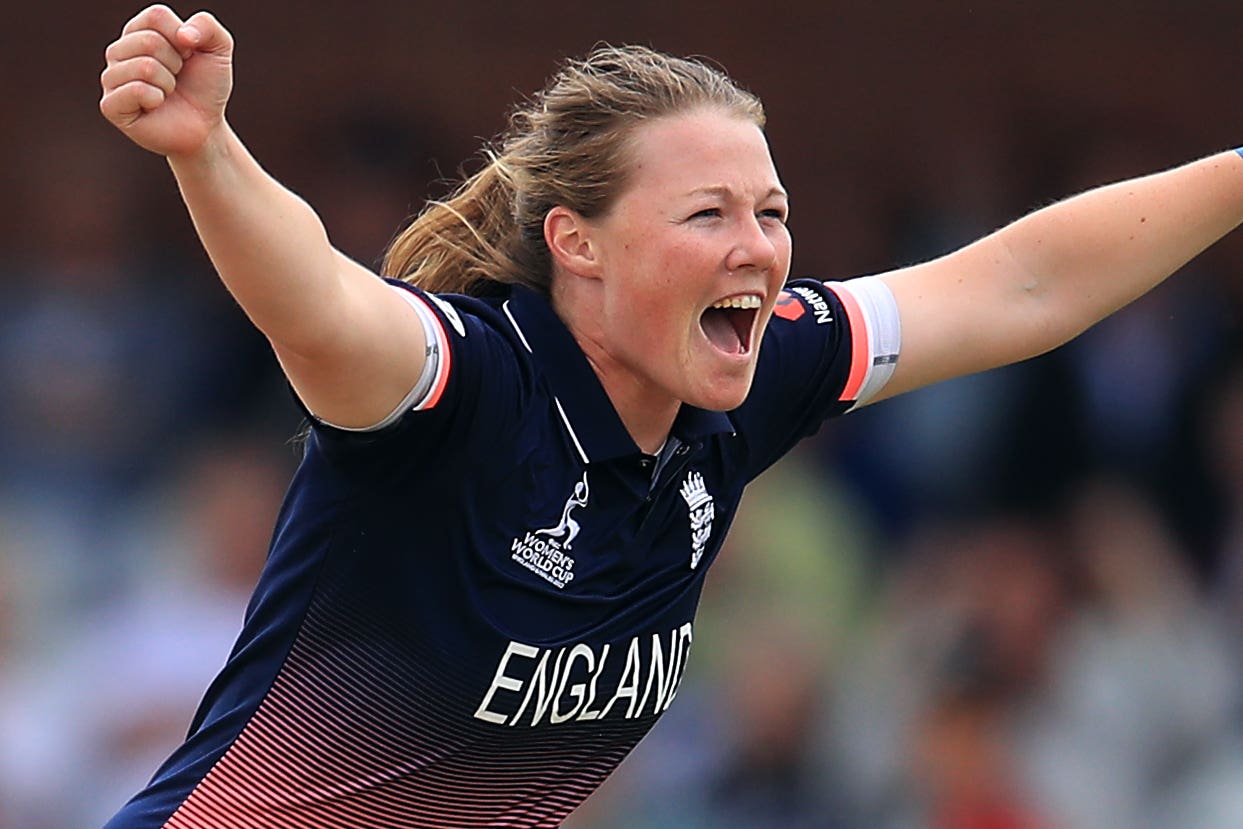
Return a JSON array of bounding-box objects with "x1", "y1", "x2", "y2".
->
[{"x1": 104, "y1": 276, "x2": 898, "y2": 829}]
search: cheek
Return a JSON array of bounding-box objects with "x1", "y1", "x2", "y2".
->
[
  {"x1": 637, "y1": 300, "x2": 686, "y2": 349},
  {"x1": 774, "y1": 230, "x2": 793, "y2": 273},
  {"x1": 619, "y1": 254, "x2": 688, "y2": 318},
  {"x1": 603, "y1": 234, "x2": 707, "y2": 347},
  {"x1": 621, "y1": 296, "x2": 690, "y2": 370}
]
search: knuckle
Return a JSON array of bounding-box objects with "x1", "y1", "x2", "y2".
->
[
  {"x1": 125, "y1": 3, "x2": 177, "y2": 34},
  {"x1": 136, "y1": 29, "x2": 163, "y2": 51},
  {"x1": 138, "y1": 55, "x2": 169, "y2": 84},
  {"x1": 133, "y1": 56, "x2": 157, "y2": 81},
  {"x1": 107, "y1": 30, "x2": 161, "y2": 63}
]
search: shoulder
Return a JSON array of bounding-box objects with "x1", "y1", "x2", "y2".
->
[
  {"x1": 387, "y1": 281, "x2": 524, "y2": 352},
  {"x1": 727, "y1": 276, "x2": 900, "y2": 476},
  {"x1": 305, "y1": 284, "x2": 541, "y2": 474}
]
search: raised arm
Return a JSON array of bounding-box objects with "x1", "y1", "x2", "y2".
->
[
  {"x1": 871, "y1": 149, "x2": 1243, "y2": 402},
  {"x1": 99, "y1": 5, "x2": 427, "y2": 429}
]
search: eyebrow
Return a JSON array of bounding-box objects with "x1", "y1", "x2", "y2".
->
[{"x1": 687, "y1": 185, "x2": 789, "y2": 201}]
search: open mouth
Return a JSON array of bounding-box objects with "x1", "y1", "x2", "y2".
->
[{"x1": 700, "y1": 294, "x2": 761, "y2": 356}]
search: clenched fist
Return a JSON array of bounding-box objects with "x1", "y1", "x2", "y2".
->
[{"x1": 99, "y1": 4, "x2": 234, "y2": 158}]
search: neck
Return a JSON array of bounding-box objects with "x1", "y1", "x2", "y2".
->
[
  {"x1": 581, "y1": 351, "x2": 680, "y2": 455},
  {"x1": 552, "y1": 280, "x2": 678, "y2": 455}
]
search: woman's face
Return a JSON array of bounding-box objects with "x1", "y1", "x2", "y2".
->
[{"x1": 582, "y1": 108, "x2": 792, "y2": 413}]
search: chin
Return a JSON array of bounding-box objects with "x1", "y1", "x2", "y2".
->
[{"x1": 688, "y1": 375, "x2": 754, "y2": 412}]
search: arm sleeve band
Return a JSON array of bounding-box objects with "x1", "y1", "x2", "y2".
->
[
  {"x1": 823, "y1": 276, "x2": 901, "y2": 411},
  {"x1": 313, "y1": 284, "x2": 445, "y2": 432}
]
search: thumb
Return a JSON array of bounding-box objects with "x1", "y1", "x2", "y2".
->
[{"x1": 177, "y1": 11, "x2": 234, "y2": 55}]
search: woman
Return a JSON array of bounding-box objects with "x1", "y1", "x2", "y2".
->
[{"x1": 98, "y1": 5, "x2": 1243, "y2": 828}]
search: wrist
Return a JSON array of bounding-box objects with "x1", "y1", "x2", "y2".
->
[{"x1": 166, "y1": 119, "x2": 234, "y2": 173}]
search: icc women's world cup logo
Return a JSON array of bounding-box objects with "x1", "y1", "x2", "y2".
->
[{"x1": 510, "y1": 472, "x2": 589, "y2": 589}]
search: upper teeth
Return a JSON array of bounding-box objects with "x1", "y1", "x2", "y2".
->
[{"x1": 710, "y1": 295, "x2": 761, "y2": 310}]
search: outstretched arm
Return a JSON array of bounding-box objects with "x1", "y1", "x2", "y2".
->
[
  {"x1": 99, "y1": 4, "x2": 427, "y2": 429},
  {"x1": 870, "y1": 150, "x2": 1243, "y2": 402}
]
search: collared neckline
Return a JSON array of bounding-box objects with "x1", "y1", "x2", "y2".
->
[{"x1": 502, "y1": 285, "x2": 734, "y2": 464}]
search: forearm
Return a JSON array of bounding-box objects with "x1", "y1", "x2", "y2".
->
[
  {"x1": 996, "y1": 149, "x2": 1243, "y2": 343},
  {"x1": 876, "y1": 149, "x2": 1243, "y2": 401},
  {"x1": 168, "y1": 122, "x2": 352, "y2": 356}
]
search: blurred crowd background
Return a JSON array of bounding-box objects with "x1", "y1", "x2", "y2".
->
[{"x1": 6, "y1": 1, "x2": 1243, "y2": 827}]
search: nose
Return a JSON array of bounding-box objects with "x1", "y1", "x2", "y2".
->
[{"x1": 725, "y1": 214, "x2": 779, "y2": 273}]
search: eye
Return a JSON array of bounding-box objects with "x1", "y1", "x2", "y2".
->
[
  {"x1": 759, "y1": 208, "x2": 788, "y2": 223},
  {"x1": 688, "y1": 208, "x2": 722, "y2": 221}
]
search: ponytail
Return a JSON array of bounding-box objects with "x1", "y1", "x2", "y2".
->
[{"x1": 382, "y1": 154, "x2": 547, "y2": 296}]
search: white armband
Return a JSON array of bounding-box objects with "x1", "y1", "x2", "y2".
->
[
  {"x1": 823, "y1": 276, "x2": 901, "y2": 411},
  {"x1": 315, "y1": 285, "x2": 448, "y2": 432}
]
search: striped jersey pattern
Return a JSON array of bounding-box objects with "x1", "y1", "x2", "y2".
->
[{"x1": 163, "y1": 585, "x2": 658, "y2": 828}]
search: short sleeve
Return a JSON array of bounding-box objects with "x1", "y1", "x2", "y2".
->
[
  {"x1": 730, "y1": 276, "x2": 900, "y2": 477},
  {"x1": 298, "y1": 283, "x2": 534, "y2": 484}
]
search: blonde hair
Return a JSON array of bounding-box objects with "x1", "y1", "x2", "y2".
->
[{"x1": 381, "y1": 45, "x2": 765, "y2": 296}]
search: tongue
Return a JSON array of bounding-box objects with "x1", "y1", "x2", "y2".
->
[{"x1": 701, "y1": 308, "x2": 743, "y2": 354}]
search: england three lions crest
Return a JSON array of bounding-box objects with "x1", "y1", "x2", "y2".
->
[{"x1": 680, "y1": 470, "x2": 714, "y2": 570}]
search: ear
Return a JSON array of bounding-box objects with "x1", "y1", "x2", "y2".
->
[{"x1": 544, "y1": 206, "x2": 603, "y2": 279}]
